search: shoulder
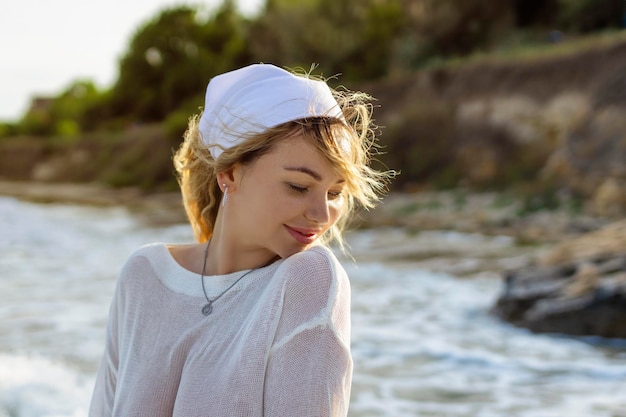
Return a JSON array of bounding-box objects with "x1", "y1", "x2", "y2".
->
[
  {"x1": 117, "y1": 242, "x2": 167, "y2": 284},
  {"x1": 276, "y1": 245, "x2": 349, "y2": 303},
  {"x1": 279, "y1": 245, "x2": 346, "y2": 283},
  {"x1": 270, "y1": 246, "x2": 351, "y2": 346},
  {"x1": 133, "y1": 241, "x2": 166, "y2": 257},
  {"x1": 121, "y1": 242, "x2": 164, "y2": 268},
  {"x1": 281, "y1": 245, "x2": 344, "y2": 274}
]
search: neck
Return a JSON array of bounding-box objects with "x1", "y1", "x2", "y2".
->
[
  {"x1": 206, "y1": 198, "x2": 282, "y2": 275},
  {"x1": 206, "y1": 221, "x2": 278, "y2": 275}
]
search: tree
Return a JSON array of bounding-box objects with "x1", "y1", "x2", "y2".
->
[
  {"x1": 104, "y1": 1, "x2": 251, "y2": 125},
  {"x1": 248, "y1": 0, "x2": 407, "y2": 81},
  {"x1": 415, "y1": 0, "x2": 515, "y2": 58},
  {"x1": 19, "y1": 80, "x2": 101, "y2": 137},
  {"x1": 557, "y1": 0, "x2": 624, "y2": 31}
]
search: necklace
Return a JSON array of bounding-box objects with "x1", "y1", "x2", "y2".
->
[{"x1": 200, "y1": 240, "x2": 255, "y2": 316}]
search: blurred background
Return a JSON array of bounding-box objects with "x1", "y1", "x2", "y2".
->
[
  {"x1": 1, "y1": 0, "x2": 625, "y2": 210},
  {"x1": 1, "y1": 0, "x2": 626, "y2": 416}
]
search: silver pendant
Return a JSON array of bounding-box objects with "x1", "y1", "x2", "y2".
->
[{"x1": 202, "y1": 302, "x2": 213, "y2": 316}]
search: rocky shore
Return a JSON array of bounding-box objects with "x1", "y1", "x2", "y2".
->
[
  {"x1": 492, "y1": 220, "x2": 626, "y2": 339},
  {"x1": 355, "y1": 190, "x2": 612, "y2": 244}
]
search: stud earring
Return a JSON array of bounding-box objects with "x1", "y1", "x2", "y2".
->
[{"x1": 222, "y1": 184, "x2": 229, "y2": 207}]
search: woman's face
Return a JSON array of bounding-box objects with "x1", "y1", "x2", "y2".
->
[{"x1": 225, "y1": 134, "x2": 345, "y2": 260}]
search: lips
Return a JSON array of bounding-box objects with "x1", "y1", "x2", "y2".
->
[{"x1": 284, "y1": 225, "x2": 322, "y2": 245}]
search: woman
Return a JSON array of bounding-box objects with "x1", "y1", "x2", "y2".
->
[{"x1": 90, "y1": 64, "x2": 391, "y2": 416}]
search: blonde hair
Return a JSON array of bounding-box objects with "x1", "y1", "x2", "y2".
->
[{"x1": 173, "y1": 82, "x2": 392, "y2": 251}]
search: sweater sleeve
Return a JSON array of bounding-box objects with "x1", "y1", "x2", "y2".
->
[
  {"x1": 264, "y1": 247, "x2": 353, "y2": 417},
  {"x1": 89, "y1": 257, "x2": 129, "y2": 416}
]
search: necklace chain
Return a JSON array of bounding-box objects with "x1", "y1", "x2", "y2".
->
[{"x1": 200, "y1": 240, "x2": 255, "y2": 316}]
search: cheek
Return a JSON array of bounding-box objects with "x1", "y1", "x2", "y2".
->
[
  {"x1": 327, "y1": 199, "x2": 344, "y2": 224},
  {"x1": 254, "y1": 187, "x2": 301, "y2": 222}
]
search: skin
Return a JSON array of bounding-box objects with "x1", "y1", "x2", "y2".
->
[{"x1": 169, "y1": 133, "x2": 345, "y2": 276}]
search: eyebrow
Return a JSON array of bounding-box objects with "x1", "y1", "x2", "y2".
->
[{"x1": 283, "y1": 166, "x2": 345, "y2": 184}]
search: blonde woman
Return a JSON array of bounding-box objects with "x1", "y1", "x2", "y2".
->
[{"x1": 90, "y1": 64, "x2": 391, "y2": 416}]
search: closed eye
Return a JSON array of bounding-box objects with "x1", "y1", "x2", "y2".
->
[
  {"x1": 288, "y1": 183, "x2": 343, "y2": 200},
  {"x1": 288, "y1": 184, "x2": 308, "y2": 194},
  {"x1": 328, "y1": 190, "x2": 342, "y2": 200}
]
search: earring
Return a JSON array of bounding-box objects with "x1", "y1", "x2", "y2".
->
[{"x1": 222, "y1": 184, "x2": 229, "y2": 207}]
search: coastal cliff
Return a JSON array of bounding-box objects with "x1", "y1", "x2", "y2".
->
[{"x1": 1, "y1": 35, "x2": 626, "y2": 218}]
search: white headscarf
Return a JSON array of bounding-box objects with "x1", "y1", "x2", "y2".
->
[{"x1": 198, "y1": 64, "x2": 345, "y2": 159}]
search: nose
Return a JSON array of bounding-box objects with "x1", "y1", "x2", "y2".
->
[{"x1": 304, "y1": 194, "x2": 331, "y2": 225}]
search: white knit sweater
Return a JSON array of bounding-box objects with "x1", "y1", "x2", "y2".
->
[{"x1": 89, "y1": 243, "x2": 352, "y2": 416}]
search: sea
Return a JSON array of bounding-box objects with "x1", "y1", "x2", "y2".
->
[{"x1": 1, "y1": 196, "x2": 625, "y2": 417}]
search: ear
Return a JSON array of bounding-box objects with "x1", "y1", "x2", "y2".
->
[{"x1": 216, "y1": 165, "x2": 238, "y2": 192}]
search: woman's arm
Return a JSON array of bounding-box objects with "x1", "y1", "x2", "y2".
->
[
  {"x1": 263, "y1": 247, "x2": 353, "y2": 416},
  {"x1": 89, "y1": 275, "x2": 124, "y2": 416},
  {"x1": 264, "y1": 325, "x2": 352, "y2": 416}
]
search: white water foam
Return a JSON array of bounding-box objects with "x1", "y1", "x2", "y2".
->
[{"x1": 0, "y1": 353, "x2": 92, "y2": 417}]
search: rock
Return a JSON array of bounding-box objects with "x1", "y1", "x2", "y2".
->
[
  {"x1": 541, "y1": 106, "x2": 626, "y2": 214},
  {"x1": 523, "y1": 287, "x2": 626, "y2": 337},
  {"x1": 543, "y1": 92, "x2": 590, "y2": 141},
  {"x1": 562, "y1": 261, "x2": 600, "y2": 297},
  {"x1": 591, "y1": 177, "x2": 626, "y2": 217},
  {"x1": 492, "y1": 220, "x2": 626, "y2": 339},
  {"x1": 540, "y1": 219, "x2": 626, "y2": 265}
]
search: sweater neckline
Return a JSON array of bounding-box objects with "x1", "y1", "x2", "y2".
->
[{"x1": 147, "y1": 243, "x2": 283, "y2": 298}]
